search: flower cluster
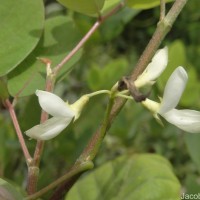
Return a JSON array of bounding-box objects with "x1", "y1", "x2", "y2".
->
[
  {"x1": 25, "y1": 46, "x2": 200, "y2": 141},
  {"x1": 135, "y1": 47, "x2": 200, "y2": 133}
]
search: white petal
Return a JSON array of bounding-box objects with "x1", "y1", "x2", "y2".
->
[
  {"x1": 25, "y1": 117, "x2": 73, "y2": 140},
  {"x1": 159, "y1": 67, "x2": 188, "y2": 114},
  {"x1": 161, "y1": 109, "x2": 200, "y2": 133},
  {"x1": 134, "y1": 47, "x2": 168, "y2": 88},
  {"x1": 36, "y1": 90, "x2": 75, "y2": 118}
]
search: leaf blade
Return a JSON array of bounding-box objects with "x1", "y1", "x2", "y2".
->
[
  {"x1": 65, "y1": 154, "x2": 181, "y2": 200},
  {"x1": 0, "y1": 0, "x2": 44, "y2": 75}
]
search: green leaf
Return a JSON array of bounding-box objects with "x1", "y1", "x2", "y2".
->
[
  {"x1": 0, "y1": 0, "x2": 44, "y2": 76},
  {"x1": 0, "y1": 178, "x2": 24, "y2": 200},
  {"x1": 100, "y1": 7, "x2": 140, "y2": 41},
  {"x1": 100, "y1": 0, "x2": 121, "y2": 16},
  {"x1": 8, "y1": 16, "x2": 82, "y2": 97},
  {"x1": 57, "y1": 0, "x2": 105, "y2": 17},
  {"x1": 0, "y1": 78, "x2": 9, "y2": 101},
  {"x1": 126, "y1": 0, "x2": 174, "y2": 10},
  {"x1": 65, "y1": 154, "x2": 180, "y2": 200}
]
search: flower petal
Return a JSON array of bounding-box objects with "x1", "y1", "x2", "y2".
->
[
  {"x1": 159, "y1": 66, "x2": 188, "y2": 114},
  {"x1": 134, "y1": 47, "x2": 168, "y2": 88},
  {"x1": 161, "y1": 109, "x2": 200, "y2": 133},
  {"x1": 36, "y1": 90, "x2": 75, "y2": 118},
  {"x1": 25, "y1": 117, "x2": 73, "y2": 140}
]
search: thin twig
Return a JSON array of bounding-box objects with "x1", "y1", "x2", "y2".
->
[
  {"x1": 53, "y1": 1, "x2": 125, "y2": 75},
  {"x1": 5, "y1": 99, "x2": 32, "y2": 164},
  {"x1": 27, "y1": 61, "x2": 55, "y2": 195},
  {"x1": 131, "y1": 0, "x2": 188, "y2": 81},
  {"x1": 160, "y1": 0, "x2": 166, "y2": 21}
]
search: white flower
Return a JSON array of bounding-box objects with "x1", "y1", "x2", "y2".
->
[
  {"x1": 25, "y1": 90, "x2": 89, "y2": 140},
  {"x1": 134, "y1": 47, "x2": 168, "y2": 88},
  {"x1": 142, "y1": 66, "x2": 200, "y2": 133}
]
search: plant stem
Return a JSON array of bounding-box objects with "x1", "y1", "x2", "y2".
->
[
  {"x1": 25, "y1": 161, "x2": 93, "y2": 200},
  {"x1": 33, "y1": 75, "x2": 55, "y2": 167},
  {"x1": 53, "y1": 1, "x2": 125, "y2": 75},
  {"x1": 80, "y1": 94, "x2": 115, "y2": 161},
  {"x1": 27, "y1": 63, "x2": 55, "y2": 195},
  {"x1": 5, "y1": 99, "x2": 32, "y2": 165},
  {"x1": 131, "y1": 0, "x2": 188, "y2": 81},
  {"x1": 160, "y1": 0, "x2": 166, "y2": 21},
  {"x1": 49, "y1": 94, "x2": 116, "y2": 200},
  {"x1": 86, "y1": 90, "x2": 111, "y2": 98}
]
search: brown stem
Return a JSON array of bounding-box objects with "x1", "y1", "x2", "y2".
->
[
  {"x1": 27, "y1": 63, "x2": 55, "y2": 195},
  {"x1": 53, "y1": 1, "x2": 125, "y2": 75},
  {"x1": 33, "y1": 76, "x2": 55, "y2": 166},
  {"x1": 160, "y1": 0, "x2": 166, "y2": 21},
  {"x1": 131, "y1": 0, "x2": 188, "y2": 81},
  {"x1": 4, "y1": 99, "x2": 32, "y2": 164}
]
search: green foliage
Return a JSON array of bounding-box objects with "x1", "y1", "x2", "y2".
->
[
  {"x1": 0, "y1": 78, "x2": 9, "y2": 101},
  {"x1": 7, "y1": 16, "x2": 82, "y2": 97},
  {"x1": 0, "y1": 178, "x2": 24, "y2": 200},
  {"x1": 1, "y1": 0, "x2": 200, "y2": 199},
  {"x1": 0, "y1": 0, "x2": 44, "y2": 76},
  {"x1": 101, "y1": 0, "x2": 122, "y2": 15},
  {"x1": 126, "y1": 0, "x2": 174, "y2": 9},
  {"x1": 65, "y1": 154, "x2": 180, "y2": 200},
  {"x1": 57, "y1": 0, "x2": 105, "y2": 17},
  {"x1": 87, "y1": 57, "x2": 129, "y2": 90},
  {"x1": 100, "y1": 7, "x2": 140, "y2": 41}
]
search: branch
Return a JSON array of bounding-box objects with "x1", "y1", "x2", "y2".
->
[
  {"x1": 160, "y1": 0, "x2": 166, "y2": 21},
  {"x1": 4, "y1": 99, "x2": 32, "y2": 165},
  {"x1": 27, "y1": 60, "x2": 55, "y2": 195},
  {"x1": 25, "y1": 161, "x2": 93, "y2": 200},
  {"x1": 50, "y1": 0, "x2": 188, "y2": 199},
  {"x1": 131, "y1": 0, "x2": 188, "y2": 81},
  {"x1": 53, "y1": 1, "x2": 125, "y2": 75}
]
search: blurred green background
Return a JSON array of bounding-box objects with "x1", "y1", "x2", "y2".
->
[{"x1": 1, "y1": 0, "x2": 200, "y2": 199}]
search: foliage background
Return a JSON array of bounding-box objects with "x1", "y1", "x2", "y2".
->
[{"x1": 0, "y1": 0, "x2": 200, "y2": 199}]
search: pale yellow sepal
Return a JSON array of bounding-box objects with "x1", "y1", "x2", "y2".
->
[{"x1": 69, "y1": 95, "x2": 90, "y2": 121}]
